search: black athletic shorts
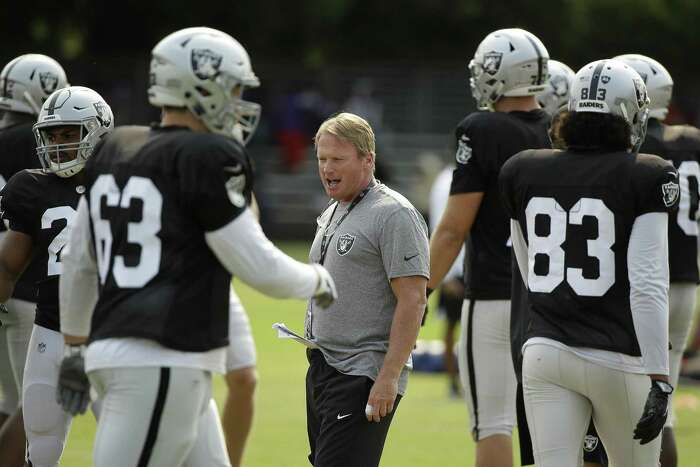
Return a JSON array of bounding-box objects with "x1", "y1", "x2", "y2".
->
[{"x1": 305, "y1": 349, "x2": 401, "y2": 467}]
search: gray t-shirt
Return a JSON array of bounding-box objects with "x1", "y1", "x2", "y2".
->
[{"x1": 305, "y1": 182, "x2": 429, "y2": 395}]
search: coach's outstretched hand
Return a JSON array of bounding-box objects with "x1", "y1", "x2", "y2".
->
[
  {"x1": 633, "y1": 379, "x2": 673, "y2": 445},
  {"x1": 312, "y1": 264, "x2": 337, "y2": 308},
  {"x1": 57, "y1": 344, "x2": 91, "y2": 416}
]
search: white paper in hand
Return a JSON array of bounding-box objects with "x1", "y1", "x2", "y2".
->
[{"x1": 272, "y1": 323, "x2": 320, "y2": 349}]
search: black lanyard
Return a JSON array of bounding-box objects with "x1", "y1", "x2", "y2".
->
[{"x1": 317, "y1": 181, "x2": 374, "y2": 265}]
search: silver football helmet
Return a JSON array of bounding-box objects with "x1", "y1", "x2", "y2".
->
[
  {"x1": 34, "y1": 86, "x2": 114, "y2": 178},
  {"x1": 0, "y1": 54, "x2": 68, "y2": 115},
  {"x1": 148, "y1": 27, "x2": 261, "y2": 145},
  {"x1": 569, "y1": 59, "x2": 650, "y2": 150},
  {"x1": 469, "y1": 28, "x2": 549, "y2": 110},
  {"x1": 537, "y1": 60, "x2": 575, "y2": 116},
  {"x1": 614, "y1": 54, "x2": 673, "y2": 120}
]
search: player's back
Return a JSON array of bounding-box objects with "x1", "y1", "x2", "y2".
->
[
  {"x1": 500, "y1": 148, "x2": 677, "y2": 356},
  {"x1": 451, "y1": 109, "x2": 551, "y2": 299},
  {"x1": 640, "y1": 119, "x2": 700, "y2": 283},
  {"x1": 84, "y1": 125, "x2": 253, "y2": 352}
]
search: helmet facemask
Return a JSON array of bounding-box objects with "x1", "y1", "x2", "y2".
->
[
  {"x1": 34, "y1": 118, "x2": 102, "y2": 177},
  {"x1": 185, "y1": 74, "x2": 261, "y2": 145}
]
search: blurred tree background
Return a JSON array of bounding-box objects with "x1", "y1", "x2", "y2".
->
[
  {"x1": 3, "y1": 0, "x2": 700, "y2": 236},
  {"x1": 4, "y1": 0, "x2": 700, "y2": 120}
]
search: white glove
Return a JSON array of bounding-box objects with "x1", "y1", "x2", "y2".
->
[{"x1": 312, "y1": 264, "x2": 337, "y2": 308}]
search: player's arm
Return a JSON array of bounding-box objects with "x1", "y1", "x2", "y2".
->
[
  {"x1": 205, "y1": 209, "x2": 335, "y2": 305},
  {"x1": 0, "y1": 229, "x2": 33, "y2": 302},
  {"x1": 428, "y1": 122, "x2": 490, "y2": 291},
  {"x1": 60, "y1": 197, "x2": 98, "y2": 345},
  {"x1": 366, "y1": 274, "x2": 427, "y2": 423},
  {"x1": 627, "y1": 211, "x2": 670, "y2": 378},
  {"x1": 427, "y1": 192, "x2": 482, "y2": 290}
]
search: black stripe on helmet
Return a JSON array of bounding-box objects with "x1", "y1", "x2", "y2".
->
[
  {"x1": 588, "y1": 60, "x2": 607, "y2": 101},
  {"x1": 524, "y1": 34, "x2": 544, "y2": 85}
]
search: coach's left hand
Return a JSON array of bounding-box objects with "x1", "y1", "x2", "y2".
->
[
  {"x1": 365, "y1": 373, "x2": 398, "y2": 423},
  {"x1": 57, "y1": 344, "x2": 91, "y2": 416}
]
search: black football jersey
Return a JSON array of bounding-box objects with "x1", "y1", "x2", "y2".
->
[
  {"x1": 500, "y1": 149, "x2": 679, "y2": 356},
  {"x1": 84, "y1": 125, "x2": 253, "y2": 352},
  {"x1": 0, "y1": 120, "x2": 44, "y2": 302},
  {"x1": 450, "y1": 109, "x2": 551, "y2": 299},
  {"x1": 640, "y1": 119, "x2": 700, "y2": 283},
  {"x1": 0, "y1": 170, "x2": 82, "y2": 330}
]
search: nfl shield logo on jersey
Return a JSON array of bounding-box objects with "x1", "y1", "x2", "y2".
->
[
  {"x1": 483, "y1": 52, "x2": 503, "y2": 76},
  {"x1": 336, "y1": 233, "x2": 355, "y2": 256},
  {"x1": 662, "y1": 180, "x2": 680, "y2": 207},
  {"x1": 191, "y1": 48, "x2": 223, "y2": 80},
  {"x1": 456, "y1": 135, "x2": 472, "y2": 165},
  {"x1": 583, "y1": 434, "x2": 599, "y2": 452}
]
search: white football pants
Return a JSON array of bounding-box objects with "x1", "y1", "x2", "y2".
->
[
  {"x1": 667, "y1": 282, "x2": 697, "y2": 427},
  {"x1": 0, "y1": 298, "x2": 34, "y2": 414},
  {"x1": 522, "y1": 343, "x2": 661, "y2": 467},
  {"x1": 89, "y1": 366, "x2": 230, "y2": 467},
  {"x1": 457, "y1": 299, "x2": 517, "y2": 440}
]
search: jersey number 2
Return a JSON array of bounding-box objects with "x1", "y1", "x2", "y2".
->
[
  {"x1": 525, "y1": 197, "x2": 615, "y2": 297},
  {"x1": 90, "y1": 175, "x2": 163, "y2": 288}
]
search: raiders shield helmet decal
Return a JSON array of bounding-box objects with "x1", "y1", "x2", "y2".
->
[
  {"x1": 483, "y1": 52, "x2": 503, "y2": 76},
  {"x1": 336, "y1": 233, "x2": 355, "y2": 256},
  {"x1": 191, "y1": 48, "x2": 223, "y2": 80},
  {"x1": 39, "y1": 71, "x2": 59, "y2": 94},
  {"x1": 93, "y1": 102, "x2": 112, "y2": 127}
]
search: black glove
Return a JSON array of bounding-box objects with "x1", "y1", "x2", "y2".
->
[
  {"x1": 56, "y1": 345, "x2": 91, "y2": 416},
  {"x1": 633, "y1": 379, "x2": 673, "y2": 445}
]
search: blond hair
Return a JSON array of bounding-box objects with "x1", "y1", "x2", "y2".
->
[{"x1": 314, "y1": 112, "x2": 376, "y2": 159}]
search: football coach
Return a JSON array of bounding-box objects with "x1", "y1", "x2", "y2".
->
[{"x1": 304, "y1": 112, "x2": 429, "y2": 466}]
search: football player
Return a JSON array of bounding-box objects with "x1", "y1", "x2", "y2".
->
[
  {"x1": 616, "y1": 53, "x2": 698, "y2": 467},
  {"x1": 427, "y1": 28, "x2": 551, "y2": 467},
  {"x1": 56, "y1": 27, "x2": 336, "y2": 467},
  {"x1": 0, "y1": 54, "x2": 69, "y2": 466},
  {"x1": 0, "y1": 85, "x2": 111, "y2": 467},
  {"x1": 537, "y1": 59, "x2": 575, "y2": 149},
  {"x1": 500, "y1": 59, "x2": 676, "y2": 467},
  {"x1": 511, "y1": 58, "x2": 609, "y2": 467}
]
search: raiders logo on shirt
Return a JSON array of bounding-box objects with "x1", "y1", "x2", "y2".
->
[
  {"x1": 456, "y1": 135, "x2": 472, "y2": 165},
  {"x1": 662, "y1": 179, "x2": 679, "y2": 207},
  {"x1": 583, "y1": 434, "x2": 599, "y2": 452},
  {"x1": 336, "y1": 233, "x2": 355, "y2": 256}
]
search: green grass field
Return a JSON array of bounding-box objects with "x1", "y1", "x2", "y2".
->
[{"x1": 62, "y1": 243, "x2": 700, "y2": 466}]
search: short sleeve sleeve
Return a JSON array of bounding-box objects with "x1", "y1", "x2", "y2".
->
[
  {"x1": 0, "y1": 171, "x2": 38, "y2": 235},
  {"x1": 638, "y1": 160, "x2": 679, "y2": 215},
  {"x1": 180, "y1": 138, "x2": 254, "y2": 232},
  {"x1": 379, "y1": 207, "x2": 430, "y2": 280},
  {"x1": 450, "y1": 118, "x2": 497, "y2": 195}
]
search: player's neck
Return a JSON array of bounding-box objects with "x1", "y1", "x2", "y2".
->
[
  {"x1": 493, "y1": 96, "x2": 540, "y2": 113},
  {"x1": 160, "y1": 108, "x2": 209, "y2": 133}
]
